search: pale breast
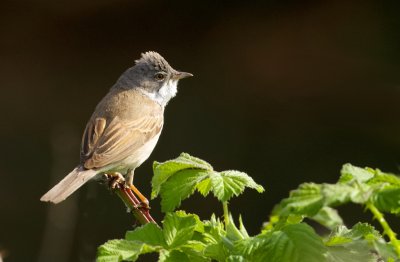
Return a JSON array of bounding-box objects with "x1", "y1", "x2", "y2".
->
[{"x1": 123, "y1": 131, "x2": 161, "y2": 169}]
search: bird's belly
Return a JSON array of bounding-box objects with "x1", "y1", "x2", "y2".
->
[{"x1": 111, "y1": 133, "x2": 161, "y2": 174}]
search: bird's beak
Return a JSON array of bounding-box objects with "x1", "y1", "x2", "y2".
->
[{"x1": 174, "y1": 71, "x2": 193, "y2": 80}]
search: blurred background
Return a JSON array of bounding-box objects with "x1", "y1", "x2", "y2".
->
[{"x1": 1, "y1": 0, "x2": 400, "y2": 261}]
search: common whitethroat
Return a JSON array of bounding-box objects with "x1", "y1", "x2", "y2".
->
[{"x1": 41, "y1": 51, "x2": 192, "y2": 204}]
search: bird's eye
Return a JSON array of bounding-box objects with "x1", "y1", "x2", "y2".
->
[{"x1": 155, "y1": 73, "x2": 165, "y2": 81}]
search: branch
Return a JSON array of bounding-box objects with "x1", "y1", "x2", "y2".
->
[{"x1": 104, "y1": 174, "x2": 157, "y2": 226}]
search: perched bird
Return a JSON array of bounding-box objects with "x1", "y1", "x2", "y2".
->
[{"x1": 41, "y1": 51, "x2": 192, "y2": 204}]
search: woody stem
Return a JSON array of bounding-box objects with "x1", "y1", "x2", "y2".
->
[{"x1": 105, "y1": 175, "x2": 157, "y2": 225}]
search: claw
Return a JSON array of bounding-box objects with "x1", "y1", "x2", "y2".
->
[{"x1": 104, "y1": 172, "x2": 125, "y2": 189}]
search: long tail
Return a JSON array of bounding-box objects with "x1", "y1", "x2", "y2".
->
[{"x1": 40, "y1": 166, "x2": 97, "y2": 204}]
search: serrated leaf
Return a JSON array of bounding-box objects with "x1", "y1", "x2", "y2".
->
[
  {"x1": 339, "y1": 164, "x2": 374, "y2": 184},
  {"x1": 372, "y1": 187, "x2": 400, "y2": 214},
  {"x1": 162, "y1": 250, "x2": 191, "y2": 262},
  {"x1": 174, "y1": 210, "x2": 204, "y2": 233},
  {"x1": 210, "y1": 170, "x2": 264, "y2": 202},
  {"x1": 325, "y1": 223, "x2": 393, "y2": 261},
  {"x1": 180, "y1": 240, "x2": 208, "y2": 253},
  {"x1": 179, "y1": 242, "x2": 210, "y2": 262},
  {"x1": 201, "y1": 214, "x2": 230, "y2": 261},
  {"x1": 226, "y1": 214, "x2": 248, "y2": 241},
  {"x1": 204, "y1": 242, "x2": 228, "y2": 262},
  {"x1": 326, "y1": 243, "x2": 379, "y2": 262},
  {"x1": 196, "y1": 178, "x2": 212, "y2": 197},
  {"x1": 159, "y1": 169, "x2": 211, "y2": 212},
  {"x1": 349, "y1": 223, "x2": 381, "y2": 239},
  {"x1": 203, "y1": 214, "x2": 226, "y2": 243},
  {"x1": 273, "y1": 181, "x2": 369, "y2": 221},
  {"x1": 125, "y1": 223, "x2": 166, "y2": 248},
  {"x1": 326, "y1": 223, "x2": 381, "y2": 246},
  {"x1": 234, "y1": 236, "x2": 267, "y2": 259},
  {"x1": 97, "y1": 239, "x2": 144, "y2": 262},
  {"x1": 272, "y1": 183, "x2": 323, "y2": 217},
  {"x1": 152, "y1": 153, "x2": 213, "y2": 199},
  {"x1": 251, "y1": 223, "x2": 327, "y2": 262},
  {"x1": 311, "y1": 206, "x2": 343, "y2": 230},
  {"x1": 238, "y1": 216, "x2": 249, "y2": 239},
  {"x1": 368, "y1": 169, "x2": 400, "y2": 186},
  {"x1": 163, "y1": 212, "x2": 198, "y2": 248},
  {"x1": 322, "y1": 183, "x2": 364, "y2": 205}
]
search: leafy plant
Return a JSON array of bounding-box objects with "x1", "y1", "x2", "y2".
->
[{"x1": 97, "y1": 153, "x2": 400, "y2": 261}]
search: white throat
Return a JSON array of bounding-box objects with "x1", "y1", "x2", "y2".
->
[{"x1": 141, "y1": 80, "x2": 178, "y2": 106}]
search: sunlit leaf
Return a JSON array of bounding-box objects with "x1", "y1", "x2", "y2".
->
[
  {"x1": 97, "y1": 239, "x2": 144, "y2": 262},
  {"x1": 152, "y1": 153, "x2": 213, "y2": 199}
]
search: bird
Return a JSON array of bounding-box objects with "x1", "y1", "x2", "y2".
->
[{"x1": 40, "y1": 51, "x2": 192, "y2": 204}]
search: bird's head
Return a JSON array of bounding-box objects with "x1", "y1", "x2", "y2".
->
[{"x1": 116, "y1": 51, "x2": 192, "y2": 106}]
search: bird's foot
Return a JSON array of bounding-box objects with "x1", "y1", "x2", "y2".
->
[{"x1": 104, "y1": 172, "x2": 125, "y2": 189}]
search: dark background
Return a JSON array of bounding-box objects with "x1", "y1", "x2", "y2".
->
[{"x1": 1, "y1": 0, "x2": 400, "y2": 261}]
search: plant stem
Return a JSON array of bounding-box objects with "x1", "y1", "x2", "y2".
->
[
  {"x1": 223, "y1": 201, "x2": 230, "y2": 226},
  {"x1": 366, "y1": 201, "x2": 400, "y2": 257},
  {"x1": 116, "y1": 187, "x2": 157, "y2": 225},
  {"x1": 105, "y1": 175, "x2": 157, "y2": 226}
]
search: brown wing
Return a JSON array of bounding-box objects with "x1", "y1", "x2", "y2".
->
[
  {"x1": 81, "y1": 118, "x2": 106, "y2": 161},
  {"x1": 80, "y1": 115, "x2": 163, "y2": 170}
]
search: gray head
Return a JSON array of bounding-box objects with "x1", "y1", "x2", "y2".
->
[{"x1": 114, "y1": 51, "x2": 192, "y2": 106}]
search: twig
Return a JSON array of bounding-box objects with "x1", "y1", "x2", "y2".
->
[
  {"x1": 105, "y1": 175, "x2": 157, "y2": 226},
  {"x1": 366, "y1": 201, "x2": 400, "y2": 257},
  {"x1": 222, "y1": 201, "x2": 230, "y2": 226}
]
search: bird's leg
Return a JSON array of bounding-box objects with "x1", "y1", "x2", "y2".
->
[{"x1": 126, "y1": 169, "x2": 150, "y2": 209}]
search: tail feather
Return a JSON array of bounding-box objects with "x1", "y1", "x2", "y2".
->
[{"x1": 40, "y1": 166, "x2": 97, "y2": 204}]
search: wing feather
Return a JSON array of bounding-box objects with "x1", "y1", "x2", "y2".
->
[{"x1": 80, "y1": 115, "x2": 163, "y2": 170}]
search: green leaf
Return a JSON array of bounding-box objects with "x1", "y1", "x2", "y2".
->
[
  {"x1": 174, "y1": 210, "x2": 205, "y2": 233},
  {"x1": 238, "y1": 216, "x2": 249, "y2": 239},
  {"x1": 159, "y1": 169, "x2": 211, "y2": 212},
  {"x1": 163, "y1": 212, "x2": 198, "y2": 248},
  {"x1": 162, "y1": 247, "x2": 209, "y2": 262},
  {"x1": 326, "y1": 223, "x2": 381, "y2": 246},
  {"x1": 234, "y1": 236, "x2": 267, "y2": 259},
  {"x1": 204, "y1": 242, "x2": 229, "y2": 262},
  {"x1": 251, "y1": 223, "x2": 327, "y2": 262},
  {"x1": 372, "y1": 187, "x2": 400, "y2": 214},
  {"x1": 125, "y1": 223, "x2": 166, "y2": 248},
  {"x1": 226, "y1": 214, "x2": 248, "y2": 241},
  {"x1": 99, "y1": 211, "x2": 208, "y2": 262},
  {"x1": 202, "y1": 214, "x2": 226, "y2": 243},
  {"x1": 272, "y1": 183, "x2": 323, "y2": 217},
  {"x1": 201, "y1": 214, "x2": 230, "y2": 261},
  {"x1": 97, "y1": 239, "x2": 144, "y2": 262},
  {"x1": 162, "y1": 250, "x2": 191, "y2": 262},
  {"x1": 162, "y1": 249, "x2": 209, "y2": 262},
  {"x1": 322, "y1": 183, "x2": 363, "y2": 205},
  {"x1": 210, "y1": 170, "x2": 264, "y2": 202},
  {"x1": 227, "y1": 255, "x2": 246, "y2": 262},
  {"x1": 325, "y1": 223, "x2": 395, "y2": 261},
  {"x1": 326, "y1": 243, "x2": 379, "y2": 262},
  {"x1": 152, "y1": 154, "x2": 264, "y2": 209},
  {"x1": 152, "y1": 153, "x2": 213, "y2": 199},
  {"x1": 349, "y1": 223, "x2": 381, "y2": 240},
  {"x1": 179, "y1": 242, "x2": 210, "y2": 262},
  {"x1": 339, "y1": 164, "x2": 374, "y2": 184},
  {"x1": 196, "y1": 178, "x2": 212, "y2": 197},
  {"x1": 311, "y1": 207, "x2": 343, "y2": 230},
  {"x1": 273, "y1": 181, "x2": 369, "y2": 221},
  {"x1": 368, "y1": 169, "x2": 400, "y2": 187}
]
